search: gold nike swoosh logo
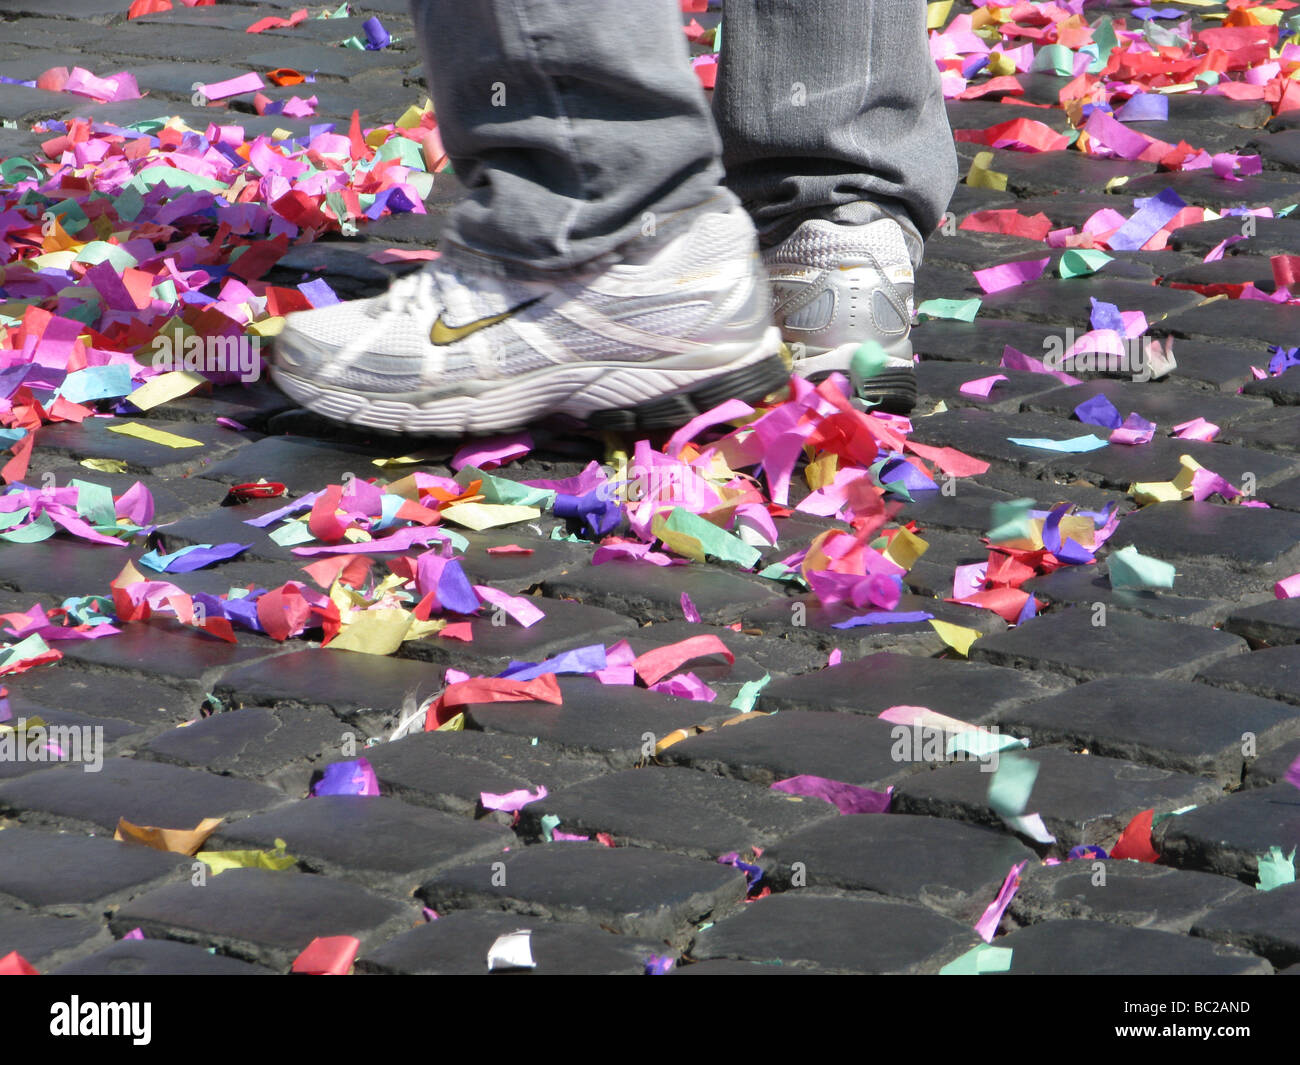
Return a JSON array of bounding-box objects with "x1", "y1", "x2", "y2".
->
[{"x1": 430, "y1": 298, "x2": 541, "y2": 345}]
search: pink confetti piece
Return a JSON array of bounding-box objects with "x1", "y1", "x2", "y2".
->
[
  {"x1": 999, "y1": 345, "x2": 1081, "y2": 386},
  {"x1": 1171, "y1": 417, "x2": 1218, "y2": 442},
  {"x1": 1275, "y1": 573, "x2": 1300, "y2": 600},
  {"x1": 473, "y1": 584, "x2": 545, "y2": 628},
  {"x1": 959, "y1": 374, "x2": 1008, "y2": 398},
  {"x1": 974, "y1": 860, "x2": 1028, "y2": 943},
  {"x1": 973, "y1": 257, "x2": 1050, "y2": 294},
  {"x1": 680, "y1": 592, "x2": 701, "y2": 623},
  {"x1": 451, "y1": 432, "x2": 532, "y2": 472},
  {"x1": 480, "y1": 785, "x2": 547, "y2": 812},
  {"x1": 826, "y1": 648, "x2": 842, "y2": 667},
  {"x1": 199, "y1": 72, "x2": 266, "y2": 101},
  {"x1": 368, "y1": 248, "x2": 441, "y2": 263}
]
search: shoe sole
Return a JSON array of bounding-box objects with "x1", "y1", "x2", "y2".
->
[
  {"x1": 789, "y1": 338, "x2": 917, "y2": 415},
  {"x1": 270, "y1": 328, "x2": 789, "y2": 436}
]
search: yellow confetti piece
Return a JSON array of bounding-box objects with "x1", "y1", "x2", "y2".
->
[
  {"x1": 370, "y1": 448, "x2": 447, "y2": 468},
  {"x1": 926, "y1": 0, "x2": 953, "y2": 30},
  {"x1": 395, "y1": 103, "x2": 430, "y2": 129},
  {"x1": 105, "y1": 422, "x2": 204, "y2": 449},
  {"x1": 439, "y1": 502, "x2": 541, "y2": 530},
  {"x1": 967, "y1": 151, "x2": 1008, "y2": 191},
  {"x1": 125, "y1": 370, "x2": 206, "y2": 412},
  {"x1": 247, "y1": 316, "x2": 285, "y2": 338},
  {"x1": 986, "y1": 51, "x2": 1016, "y2": 77},
  {"x1": 929, "y1": 618, "x2": 982, "y2": 657},
  {"x1": 197, "y1": 838, "x2": 296, "y2": 876},
  {"x1": 437, "y1": 712, "x2": 465, "y2": 732},
  {"x1": 365, "y1": 128, "x2": 391, "y2": 148},
  {"x1": 651, "y1": 512, "x2": 705, "y2": 563},
  {"x1": 270, "y1": 127, "x2": 294, "y2": 141},
  {"x1": 80, "y1": 458, "x2": 127, "y2": 473},
  {"x1": 883, "y1": 527, "x2": 928, "y2": 572},
  {"x1": 805, "y1": 453, "x2": 839, "y2": 491},
  {"x1": 328, "y1": 608, "x2": 414, "y2": 655}
]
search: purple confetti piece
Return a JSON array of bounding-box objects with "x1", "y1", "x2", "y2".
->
[
  {"x1": 831, "y1": 610, "x2": 934, "y2": 629},
  {"x1": 771, "y1": 775, "x2": 893, "y2": 814},
  {"x1": 313, "y1": 757, "x2": 379, "y2": 797}
]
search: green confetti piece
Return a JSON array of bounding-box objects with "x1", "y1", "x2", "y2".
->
[
  {"x1": 757, "y1": 562, "x2": 803, "y2": 584},
  {"x1": 849, "y1": 340, "x2": 890, "y2": 382},
  {"x1": 916, "y1": 297, "x2": 981, "y2": 322},
  {"x1": 76, "y1": 236, "x2": 139, "y2": 267},
  {"x1": 0, "y1": 633, "x2": 52, "y2": 671},
  {"x1": 0, "y1": 513, "x2": 55, "y2": 544},
  {"x1": 46, "y1": 200, "x2": 89, "y2": 233},
  {"x1": 457, "y1": 466, "x2": 554, "y2": 508},
  {"x1": 987, "y1": 750, "x2": 1038, "y2": 819},
  {"x1": 1030, "y1": 43, "x2": 1075, "y2": 77},
  {"x1": 1108, "y1": 544, "x2": 1175, "y2": 591},
  {"x1": 1059, "y1": 249, "x2": 1113, "y2": 279},
  {"x1": 987, "y1": 497, "x2": 1036, "y2": 545},
  {"x1": 376, "y1": 135, "x2": 426, "y2": 170},
  {"x1": 127, "y1": 166, "x2": 226, "y2": 195},
  {"x1": 940, "y1": 944, "x2": 1013, "y2": 975},
  {"x1": 113, "y1": 184, "x2": 146, "y2": 223},
  {"x1": 268, "y1": 519, "x2": 317, "y2": 547},
  {"x1": 540, "y1": 813, "x2": 561, "y2": 842},
  {"x1": 341, "y1": 35, "x2": 366, "y2": 49},
  {"x1": 664, "y1": 507, "x2": 761, "y2": 570},
  {"x1": 69, "y1": 479, "x2": 116, "y2": 527},
  {"x1": 0, "y1": 158, "x2": 42, "y2": 183},
  {"x1": 729, "y1": 673, "x2": 771, "y2": 714},
  {"x1": 1256, "y1": 846, "x2": 1296, "y2": 892},
  {"x1": 948, "y1": 730, "x2": 1027, "y2": 759},
  {"x1": 1092, "y1": 16, "x2": 1118, "y2": 69},
  {"x1": 713, "y1": 17, "x2": 722, "y2": 53},
  {"x1": 0, "y1": 508, "x2": 30, "y2": 532}
]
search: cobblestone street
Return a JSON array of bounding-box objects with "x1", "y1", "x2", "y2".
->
[{"x1": 0, "y1": 0, "x2": 1298, "y2": 980}]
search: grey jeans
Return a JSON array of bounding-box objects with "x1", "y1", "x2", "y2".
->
[{"x1": 410, "y1": 0, "x2": 957, "y2": 273}]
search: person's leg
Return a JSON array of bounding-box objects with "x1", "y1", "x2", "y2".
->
[
  {"x1": 411, "y1": 0, "x2": 732, "y2": 273},
  {"x1": 713, "y1": 0, "x2": 957, "y2": 267},
  {"x1": 271, "y1": 0, "x2": 788, "y2": 435},
  {"x1": 711, "y1": 0, "x2": 956, "y2": 413}
]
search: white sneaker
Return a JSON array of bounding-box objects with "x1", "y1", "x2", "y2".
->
[
  {"x1": 765, "y1": 215, "x2": 917, "y2": 413},
  {"x1": 271, "y1": 206, "x2": 787, "y2": 435}
]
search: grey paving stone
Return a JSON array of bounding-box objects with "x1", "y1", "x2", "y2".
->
[
  {"x1": 456, "y1": 530, "x2": 594, "y2": 593},
  {"x1": 1198, "y1": 645, "x2": 1300, "y2": 709},
  {"x1": 759, "y1": 814, "x2": 1037, "y2": 920},
  {"x1": 0, "y1": 828, "x2": 191, "y2": 911},
  {"x1": 213, "y1": 648, "x2": 444, "y2": 735},
  {"x1": 690, "y1": 892, "x2": 979, "y2": 974},
  {"x1": 360, "y1": 730, "x2": 603, "y2": 818},
  {"x1": 0, "y1": 537, "x2": 147, "y2": 598},
  {"x1": 1169, "y1": 216, "x2": 1300, "y2": 259},
  {"x1": 1157, "y1": 782, "x2": 1300, "y2": 882},
  {"x1": 1165, "y1": 299, "x2": 1300, "y2": 351},
  {"x1": 762, "y1": 651, "x2": 1066, "y2": 724},
  {"x1": 1244, "y1": 737, "x2": 1300, "y2": 790},
  {"x1": 57, "y1": 617, "x2": 282, "y2": 686},
  {"x1": 358, "y1": 911, "x2": 664, "y2": 975},
  {"x1": 519, "y1": 767, "x2": 835, "y2": 859},
  {"x1": 0, "y1": 913, "x2": 108, "y2": 972},
  {"x1": 912, "y1": 317, "x2": 1066, "y2": 367},
  {"x1": 1259, "y1": 474, "x2": 1300, "y2": 513},
  {"x1": 659, "y1": 709, "x2": 916, "y2": 787},
  {"x1": 991, "y1": 919, "x2": 1270, "y2": 975},
  {"x1": 983, "y1": 149, "x2": 1154, "y2": 198},
  {"x1": 154, "y1": 501, "x2": 317, "y2": 564},
  {"x1": 1022, "y1": 379, "x2": 1271, "y2": 430},
  {"x1": 110, "y1": 868, "x2": 415, "y2": 970},
  {"x1": 914, "y1": 361, "x2": 1073, "y2": 413},
  {"x1": 0, "y1": 15, "x2": 114, "y2": 48},
  {"x1": 1021, "y1": 564, "x2": 1227, "y2": 626},
  {"x1": 51, "y1": 938, "x2": 276, "y2": 976},
  {"x1": 206, "y1": 796, "x2": 513, "y2": 892},
  {"x1": 995, "y1": 677, "x2": 1300, "y2": 784},
  {"x1": 980, "y1": 277, "x2": 1202, "y2": 329},
  {"x1": 418, "y1": 843, "x2": 748, "y2": 947},
  {"x1": 1126, "y1": 170, "x2": 1300, "y2": 212},
  {"x1": 1007, "y1": 861, "x2": 1251, "y2": 934},
  {"x1": 32, "y1": 417, "x2": 249, "y2": 476},
  {"x1": 1191, "y1": 881, "x2": 1300, "y2": 970},
  {"x1": 1243, "y1": 368, "x2": 1300, "y2": 406},
  {"x1": 1151, "y1": 337, "x2": 1275, "y2": 393},
  {"x1": 969, "y1": 608, "x2": 1247, "y2": 682},
  {"x1": 397, "y1": 597, "x2": 637, "y2": 677},
  {"x1": 196, "y1": 435, "x2": 432, "y2": 495},
  {"x1": 1223, "y1": 407, "x2": 1300, "y2": 454},
  {"x1": 463, "y1": 676, "x2": 728, "y2": 770},
  {"x1": 1040, "y1": 436, "x2": 1300, "y2": 495},
  {"x1": 1107, "y1": 501, "x2": 1300, "y2": 572},
  {"x1": 905, "y1": 408, "x2": 1084, "y2": 473},
  {"x1": 740, "y1": 591, "x2": 1007, "y2": 658},
  {"x1": 244, "y1": 42, "x2": 410, "y2": 78},
  {"x1": 893, "y1": 747, "x2": 1222, "y2": 852},
  {"x1": 4, "y1": 667, "x2": 196, "y2": 733},
  {"x1": 541, "y1": 562, "x2": 782, "y2": 625},
  {"x1": 623, "y1": 619, "x2": 824, "y2": 678},
  {"x1": 139, "y1": 705, "x2": 346, "y2": 795},
  {"x1": 0, "y1": 757, "x2": 288, "y2": 834},
  {"x1": 0, "y1": 702, "x2": 142, "y2": 782}
]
